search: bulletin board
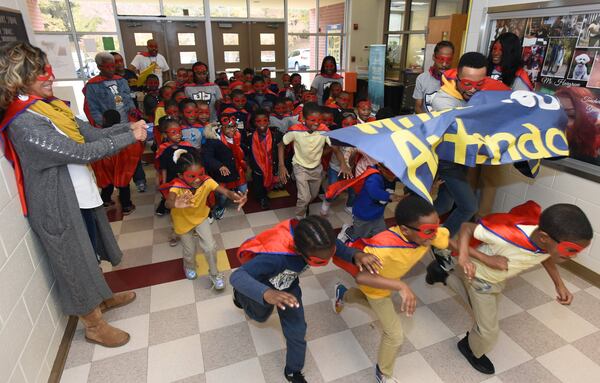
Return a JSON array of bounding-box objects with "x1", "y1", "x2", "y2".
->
[
  {"x1": 0, "y1": 8, "x2": 29, "y2": 43},
  {"x1": 480, "y1": 2, "x2": 600, "y2": 176}
]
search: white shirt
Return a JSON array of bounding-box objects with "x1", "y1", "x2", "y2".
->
[{"x1": 130, "y1": 53, "x2": 170, "y2": 86}]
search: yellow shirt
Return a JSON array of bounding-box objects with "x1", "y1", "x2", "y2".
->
[
  {"x1": 359, "y1": 226, "x2": 450, "y2": 299},
  {"x1": 170, "y1": 178, "x2": 219, "y2": 235},
  {"x1": 473, "y1": 224, "x2": 550, "y2": 284},
  {"x1": 283, "y1": 130, "x2": 331, "y2": 168},
  {"x1": 154, "y1": 106, "x2": 166, "y2": 126}
]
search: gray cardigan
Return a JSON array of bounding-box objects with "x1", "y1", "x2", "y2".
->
[{"x1": 7, "y1": 111, "x2": 137, "y2": 316}]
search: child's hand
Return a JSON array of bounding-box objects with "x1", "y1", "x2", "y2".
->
[
  {"x1": 173, "y1": 191, "x2": 193, "y2": 208},
  {"x1": 390, "y1": 194, "x2": 403, "y2": 202},
  {"x1": 263, "y1": 289, "x2": 300, "y2": 310},
  {"x1": 232, "y1": 191, "x2": 248, "y2": 211},
  {"x1": 354, "y1": 251, "x2": 383, "y2": 274},
  {"x1": 485, "y1": 255, "x2": 509, "y2": 271},
  {"x1": 219, "y1": 166, "x2": 231, "y2": 176},
  {"x1": 279, "y1": 165, "x2": 290, "y2": 184},
  {"x1": 458, "y1": 256, "x2": 476, "y2": 280},
  {"x1": 338, "y1": 164, "x2": 352, "y2": 179},
  {"x1": 555, "y1": 284, "x2": 573, "y2": 305},
  {"x1": 398, "y1": 285, "x2": 416, "y2": 316}
]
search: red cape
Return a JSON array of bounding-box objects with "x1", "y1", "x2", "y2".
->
[
  {"x1": 472, "y1": 200, "x2": 543, "y2": 253},
  {"x1": 237, "y1": 219, "x2": 298, "y2": 264},
  {"x1": 158, "y1": 177, "x2": 216, "y2": 208},
  {"x1": 251, "y1": 129, "x2": 275, "y2": 189},
  {"x1": 0, "y1": 95, "x2": 45, "y2": 215},
  {"x1": 221, "y1": 131, "x2": 246, "y2": 188},
  {"x1": 325, "y1": 167, "x2": 379, "y2": 200}
]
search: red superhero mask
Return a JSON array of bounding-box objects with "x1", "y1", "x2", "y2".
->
[
  {"x1": 405, "y1": 223, "x2": 440, "y2": 240},
  {"x1": 183, "y1": 105, "x2": 198, "y2": 121},
  {"x1": 434, "y1": 54, "x2": 453, "y2": 67},
  {"x1": 274, "y1": 103, "x2": 287, "y2": 116},
  {"x1": 198, "y1": 105, "x2": 210, "y2": 121},
  {"x1": 303, "y1": 93, "x2": 317, "y2": 103},
  {"x1": 458, "y1": 77, "x2": 486, "y2": 91},
  {"x1": 166, "y1": 106, "x2": 179, "y2": 117},
  {"x1": 254, "y1": 116, "x2": 269, "y2": 129},
  {"x1": 146, "y1": 78, "x2": 159, "y2": 90},
  {"x1": 37, "y1": 64, "x2": 54, "y2": 81},
  {"x1": 548, "y1": 234, "x2": 585, "y2": 258},
  {"x1": 305, "y1": 115, "x2": 321, "y2": 128},
  {"x1": 161, "y1": 88, "x2": 174, "y2": 100},
  {"x1": 182, "y1": 168, "x2": 206, "y2": 185},
  {"x1": 253, "y1": 81, "x2": 266, "y2": 93},
  {"x1": 321, "y1": 114, "x2": 334, "y2": 127},
  {"x1": 303, "y1": 255, "x2": 330, "y2": 267},
  {"x1": 233, "y1": 96, "x2": 246, "y2": 109},
  {"x1": 492, "y1": 42, "x2": 503, "y2": 56},
  {"x1": 337, "y1": 95, "x2": 350, "y2": 107},
  {"x1": 220, "y1": 114, "x2": 236, "y2": 126},
  {"x1": 285, "y1": 100, "x2": 294, "y2": 112},
  {"x1": 341, "y1": 118, "x2": 357, "y2": 128}
]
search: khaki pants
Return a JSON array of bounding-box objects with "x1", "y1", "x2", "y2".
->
[
  {"x1": 179, "y1": 219, "x2": 217, "y2": 275},
  {"x1": 345, "y1": 288, "x2": 403, "y2": 377},
  {"x1": 476, "y1": 165, "x2": 504, "y2": 218},
  {"x1": 446, "y1": 270, "x2": 505, "y2": 358},
  {"x1": 293, "y1": 163, "x2": 323, "y2": 217}
]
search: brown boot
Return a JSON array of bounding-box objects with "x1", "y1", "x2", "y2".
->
[
  {"x1": 79, "y1": 307, "x2": 130, "y2": 347},
  {"x1": 99, "y1": 291, "x2": 137, "y2": 313}
]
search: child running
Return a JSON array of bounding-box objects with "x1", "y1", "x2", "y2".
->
[
  {"x1": 335, "y1": 195, "x2": 450, "y2": 383},
  {"x1": 163, "y1": 149, "x2": 247, "y2": 286},
  {"x1": 230, "y1": 215, "x2": 382, "y2": 383},
  {"x1": 426, "y1": 201, "x2": 593, "y2": 375}
]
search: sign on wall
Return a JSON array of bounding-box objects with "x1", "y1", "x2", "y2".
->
[
  {"x1": 368, "y1": 44, "x2": 386, "y2": 111},
  {"x1": 0, "y1": 8, "x2": 28, "y2": 43}
]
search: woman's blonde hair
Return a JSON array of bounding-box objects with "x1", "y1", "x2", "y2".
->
[{"x1": 0, "y1": 42, "x2": 47, "y2": 111}]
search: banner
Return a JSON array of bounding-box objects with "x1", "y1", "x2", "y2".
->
[
  {"x1": 368, "y1": 44, "x2": 386, "y2": 111},
  {"x1": 326, "y1": 90, "x2": 569, "y2": 203}
]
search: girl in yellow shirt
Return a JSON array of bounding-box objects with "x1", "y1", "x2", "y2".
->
[{"x1": 165, "y1": 149, "x2": 247, "y2": 287}]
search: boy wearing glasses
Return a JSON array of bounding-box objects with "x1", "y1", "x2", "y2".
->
[
  {"x1": 427, "y1": 201, "x2": 592, "y2": 375},
  {"x1": 334, "y1": 195, "x2": 450, "y2": 383},
  {"x1": 413, "y1": 40, "x2": 454, "y2": 114}
]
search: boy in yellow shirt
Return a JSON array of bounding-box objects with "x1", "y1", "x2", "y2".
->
[
  {"x1": 426, "y1": 201, "x2": 593, "y2": 375},
  {"x1": 334, "y1": 195, "x2": 450, "y2": 383},
  {"x1": 163, "y1": 148, "x2": 247, "y2": 287}
]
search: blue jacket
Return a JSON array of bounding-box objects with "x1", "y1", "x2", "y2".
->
[
  {"x1": 230, "y1": 240, "x2": 356, "y2": 305},
  {"x1": 84, "y1": 76, "x2": 135, "y2": 125},
  {"x1": 353, "y1": 172, "x2": 391, "y2": 221}
]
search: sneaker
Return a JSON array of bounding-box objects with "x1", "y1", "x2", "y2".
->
[
  {"x1": 169, "y1": 236, "x2": 179, "y2": 247},
  {"x1": 136, "y1": 182, "x2": 146, "y2": 193},
  {"x1": 122, "y1": 204, "x2": 136, "y2": 216},
  {"x1": 208, "y1": 216, "x2": 215, "y2": 224},
  {"x1": 260, "y1": 198, "x2": 270, "y2": 210},
  {"x1": 155, "y1": 201, "x2": 167, "y2": 216},
  {"x1": 184, "y1": 268, "x2": 197, "y2": 280},
  {"x1": 232, "y1": 290, "x2": 242, "y2": 309},
  {"x1": 425, "y1": 259, "x2": 449, "y2": 285},
  {"x1": 320, "y1": 200, "x2": 331, "y2": 216},
  {"x1": 344, "y1": 205, "x2": 353, "y2": 215},
  {"x1": 375, "y1": 365, "x2": 400, "y2": 383},
  {"x1": 334, "y1": 283, "x2": 347, "y2": 313},
  {"x1": 210, "y1": 273, "x2": 226, "y2": 290},
  {"x1": 432, "y1": 247, "x2": 454, "y2": 271},
  {"x1": 457, "y1": 333, "x2": 495, "y2": 374},
  {"x1": 213, "y1": 207, "x2": 225, "y2": 220},
  {"x1": 337, "y1": 223, "x2": 352, "y2": 243},
  {"x1": 284, "y1": 370, "x2": 307, "y2": 383}
]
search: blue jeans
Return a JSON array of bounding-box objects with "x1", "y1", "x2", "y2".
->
[
  {"x1": 434, "y1": 170, "x2": 478, "y2": 236},
  {"x1": 234, "y1": 285, "x2": 306, "y2": 374},
  {"x1": 327, "y1": 167, "x2": 355, "y2": 207},
  {"x1": 216, "y1": 183, "x2": 248, "y2": 209},
  {"x1": 133, "y1": 160, "x2": 146, "y2": 184}
]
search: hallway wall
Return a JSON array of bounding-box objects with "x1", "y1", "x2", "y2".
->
[{"x1": 0, "y1": 3, "x2": 68, "y2": 383}]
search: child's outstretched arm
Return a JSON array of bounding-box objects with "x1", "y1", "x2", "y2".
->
[
  {"x1": 331, "y1": 146, "x2": 352, "y2": 179},
  {"x1": 277, "y1": 141, "x2": 289, "y2": 183},
  {"x1": 165, "y1": 191, "x2": 193, "y2": 209},
  {"x1": 542, "y1": 257, "x2": 573, "y2": 305},
  {"x1": 215, "y1": 186, "x2": 248, "y2": 210},
  {"x1": 355, "y1": 272, "x2": 416, "y2": 316}
]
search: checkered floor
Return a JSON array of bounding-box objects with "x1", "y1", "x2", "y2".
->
[{"x1": 60, "y1": 166, "x2": 600, "y2": 383}]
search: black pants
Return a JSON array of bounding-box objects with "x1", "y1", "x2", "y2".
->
[
  {"x1": 101, "y1": 184, "x2": 133, "y2": 208},
  {"x1": 133, "y1": 160, "x2": 146, "y2": 184},
  {"x1": 80, "y1": 209, "x2": 99, "y2": 262},
  {"x1": 234, "y1": 286, "x2": 306, "y2": 374},
  {"x1": 252, "y1": 170, "x2": 268, "y2": 201}
]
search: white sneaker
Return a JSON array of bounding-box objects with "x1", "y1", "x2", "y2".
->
[
  {"x1": 210, "y1": 273, "x2": 226, "y2": 290},
  {"x1": 208, "y1": 216, "x2": 215, "y2": 224},
  {"x1": 337, "y1": 223, "x2": 352, "y2": 243},
  {"x1": 320, "y1": 201, "x2": 331, "y2": 216},
  {"x1": 344, "y1": 206, "x2": 353, "y2": 215}
]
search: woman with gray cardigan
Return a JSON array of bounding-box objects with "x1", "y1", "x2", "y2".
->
[{"x1": 0, "y1": 42, "x2": 147, "y2": 347}]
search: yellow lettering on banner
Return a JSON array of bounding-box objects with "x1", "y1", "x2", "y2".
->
[
  {"x1": 531, "y1": 159, "x2": 541, "y2": 175},
  {"x1": 482, "y1": 132, "x2": 521, "y2": 164},
  {"x1": 356, "y1": 122, "x2": 379, "y2": 134},
  {"x1": 517, "y1": 123, "x2": 551, "y2": 159},
  {"x1": 398, "y1": 117, "x2": 414, "y2": 129},
  {"x1": 416, "y1": 113, "x2": 431, "y2": 122},
  {"x1": 382, "y1": 119, "x2": 402, "y2": 132},
  {"x1": 426, "y1": 134, "x2": 440, "y2": 145},
  {"x1": 545, "y1": 128, "x2": 569, "y2": 156},
  {"x1": 442, "y1": 118, "x2": 483, "y2": 164},
  {"x1": 391, "y1": 130, "x2": 437, "y2": 202}
]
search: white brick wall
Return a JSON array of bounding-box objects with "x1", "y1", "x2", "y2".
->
[
  {"x1": 490, "y1": 164, "x2": 600, "y2": 274},
  {"x1": 0, "y1": 152, "x2": 67, "y2": 383}
]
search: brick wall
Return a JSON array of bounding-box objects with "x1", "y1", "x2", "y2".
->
[
  {"x1": 490, "y1": 164, "x2": 600, "y2": 274},
  {"x1": 0, "y1": 152, "x2": 67, "y2": 382}
]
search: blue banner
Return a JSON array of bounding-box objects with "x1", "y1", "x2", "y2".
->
[
  {"x1": 368, "y1": 44, "x2": 386, "y2": 111},
  {"x1": 326, "y1": 90, "x2": 569, "y2": 203}
]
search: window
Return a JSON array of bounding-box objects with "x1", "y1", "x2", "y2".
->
[
  {"x1": 288, "y1": 0, "x2": 317, "y2": 33},
  {"x1": 409, "y1": 0, "x2": 430, "y2": 30},
  {"x1": 210, "y1": 0, "x2": 247, "y2": 18},
  {"x1": 164, "y1": 0, "x2": 204, "y2": 17},
  {"x1": 70, "y1": 0, "x2": 116, "y2": 32},
  {"x1": 435, "y1": 0, "x2": 463, "y2": 16},
  {"x1": 250, "y1": 0, "x2": 284, "y2": 18},
  {"x1": 260, "y1": 33, "x2": 276, "y2": 45},
  {"x1": 287, "y1": 34, "x2": 317, "y2": 71},
  {"x1": 178, "y1": 33, "x2": 196, "y2": 46},
  {"x1": 261, "y1": 50, "x2": 276, "y2": 63},
  {"x1": 223, "y1": 33, "x2": 239, "y2": 46},
  {"x1": 224, "y1": 51, "x2": 241, "y2": 63},
  {"x1": 115, "y1": 0, "x2": 161, "y2": 16},
  {"x1": 134, "y1": 33, "x2": 154, "y2": 47},
  {"x1": 29, "y1": 0, "x2": 71, "y2": 32},
  {"x1": 180, "y1": 51, "x2": 198, "y2": 64}
]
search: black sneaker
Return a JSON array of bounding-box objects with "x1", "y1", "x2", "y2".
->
[
  {"x1": 122, "y1": 204, "x2": 136, "y2": 216},
  {"x1": 425, "y1": 259, "x2": 449, "y2": 285},
  {"x1": 457, "y1": 333, "x2": 495, "y2": 374},
  {"x1": 284, "y1": 370, "x2": 307, "y2": 383},
  {"x1": 260, "y1": 198, "x2": 270, "y2": 210},
  {"x1": 232, "y1": 289, "x2": 242, "y2": 309},
  {"x1": 432, "y1": 247, "x2": 454, "y2": 271}
]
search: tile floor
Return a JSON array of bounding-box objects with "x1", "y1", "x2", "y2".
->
[{"x1": 60, "y1": 166, "x2": 600, "y2": 383}]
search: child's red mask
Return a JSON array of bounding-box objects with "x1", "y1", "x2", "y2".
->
[
  {"x1": 305, "y1": 115, "x2": 321, "y2": 128},
  {"x1": 321, "y1": 114, "x2": 334, "y2": 127},
  {"x1": 274, "y1": 103, "x2": 287, "y2": 116},
  {"x1": 166, "y1": 106, "x2": 179, "y2": 117},
  {"x1": 342, "y1": 118, "x2": 357, "y2": 128},
  {"x1": 183, "y1": 106, "x2": 198, "y2": 121},
  {"x1": 458, "y1": 78, "x2": 485, "y2": 91},
  {"x1": 548, "y1": 234, "x2": 585, "y2": 258},
  {"x1": 254, "y1": 116, "x2": 269, "y2": 129},
  {"x1": 182, "y1": 168, "x2": 206, "y2": 185},
  {"x1": 405, "y1": 223, "x2": 440, "y2": 240},
  {"x1": 198, "y1": 106, "x2": 210, "y2": 122},
  {"x1": 233, "y1": 96, "x2": 246, "y2": 109},
  {"x1": 434, "y1": 54, "x2": 453, "y2": 67}
]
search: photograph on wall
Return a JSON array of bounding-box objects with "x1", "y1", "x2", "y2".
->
[
  {"x1": 525, "y1": 17, "x2": 549, "y2": 39},
  {"x1": 522, "y1": 43, "x2": 547, "y2": 84},
  {"x1": 541, "y1": 37, "x2": 577, "y2": 78},
  {"x1": 567, "y1": 49, "x2": 595, "y2": 81},
  {"x1": 560, "y1": 15, "x2": 585, "y2": 37},
  {"x1": 490, "y1": 18, "x2": 527, "y2": 41},
  {"x1": 587, "y1": 52, "x2": 600, "y2": 88},
  {"x1": 576, "y1": 13, "x2": 600, "y2": 48}
]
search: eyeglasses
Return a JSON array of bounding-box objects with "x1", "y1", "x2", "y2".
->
[
  {"x1": 547, "y1": 233, "x2": 585, "y2": 258},
  {"x1": 404, "y1": 223, "x2": 440, "y2": 240}
]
